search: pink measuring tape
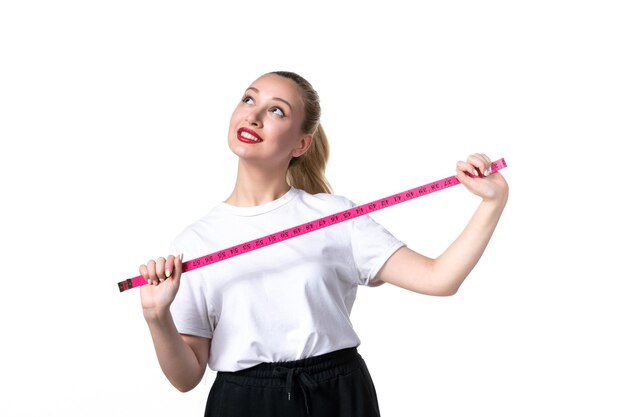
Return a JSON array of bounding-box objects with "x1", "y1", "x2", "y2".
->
[{"x1": 118, "y1": 158, "x2": 507, "y2": 292}]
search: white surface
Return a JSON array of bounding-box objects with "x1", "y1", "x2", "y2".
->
[{"x1": 1, "y1": 1, "x2": 624, "y2": 416}]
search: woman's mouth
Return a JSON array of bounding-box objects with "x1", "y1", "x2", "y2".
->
[{"x1": 237, "y1": 128, "x2": 263, "y2": 144}]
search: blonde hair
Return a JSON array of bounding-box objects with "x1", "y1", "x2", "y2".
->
[{"x1": 270, "y1": 71, "x2": 332, "y2": 195}]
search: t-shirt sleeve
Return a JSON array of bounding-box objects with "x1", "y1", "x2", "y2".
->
[
  {"x1": 349, "y1": 210, "x2": 406, "y2": 286},
  {"x1": 168, "y1": 242, "x2": 216, "y2": 339}
]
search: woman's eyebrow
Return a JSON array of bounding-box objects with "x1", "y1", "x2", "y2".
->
[{"x1": 245, "y1": 87, "x2": 293, "y2": 111}]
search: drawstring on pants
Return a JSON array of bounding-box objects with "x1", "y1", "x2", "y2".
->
[
  {"x1": 272, "y1": 366, "x2": 317, "y2": 415},
  {"x1": 212, "y1": 348, "x2": 367, "y2": 416}
]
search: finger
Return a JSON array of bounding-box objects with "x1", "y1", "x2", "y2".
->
[
  {"x1": 467, "y1": 153, "x2": 485, "y2": 170},
  {"x1": 468, "y1": 154, "x2": 490, "y2": 177},
  {"x1": 455, "y1": 167, "x2": 474, "y2": 187},
  {"x1": 156, "y1": 257, "x2": 167, "y2": 283},
  {"x1": 139, "y1": 264, "x2": 149, "y2": 281},
  {"x1": 172, "y1": 254, "x2": 184, "y2": 282},
  {"x1": 147, "y1": 259, "x2": 157, "y2": 285},
  {"x1": 457, "y1": 160, "x2": 479, "y2": 177},
  {"x1": 164, "y1": 255, "x2": 175, "y2": 280},
  {"x1": 479, "y1": 153, "x2": 492, "y2": 176}
]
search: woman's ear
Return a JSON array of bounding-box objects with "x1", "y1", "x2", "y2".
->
[{"x1": 291, "y1": 133, "x2": 313, "y2": 158}]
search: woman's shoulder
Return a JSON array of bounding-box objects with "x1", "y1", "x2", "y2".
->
[
  {"x1": 295, "y1": 188, "x2": 355, "y2": 210},
  {"x1": 169, "y1": 204, "x2": 224, "y2": 247}
]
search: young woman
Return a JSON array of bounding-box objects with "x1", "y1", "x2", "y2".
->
[{"x1": 138, "y1": 71, "x2": 509, "y2": 417}]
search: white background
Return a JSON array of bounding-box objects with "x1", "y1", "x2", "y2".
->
[{"x1": 1, "y1": 1, "x2": 624, "y2": 416}]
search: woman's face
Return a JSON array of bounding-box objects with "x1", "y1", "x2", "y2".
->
[{"x1": 227, "y1": 73, "x2": 312, "y2": 168}]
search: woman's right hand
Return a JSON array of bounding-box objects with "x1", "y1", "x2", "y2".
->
[{"x1": 139, "y1": 254, "x2": 183, "y2": 320}]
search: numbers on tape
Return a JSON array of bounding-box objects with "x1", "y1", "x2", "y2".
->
[{"x1": 118, "y1": 158, "x2": 507, "y2": 292}]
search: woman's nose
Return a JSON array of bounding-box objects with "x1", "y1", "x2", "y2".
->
[{"x1": 245, "y1": 109, "x2": 263, "y2": 127}]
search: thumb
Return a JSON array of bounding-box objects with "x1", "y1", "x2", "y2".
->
[
  {"x1": 455, "y1": 168, "x2": 474, "y2": 186},
  {"x1": 172, "y1": 253, "x2": 184, "y2": 282}
]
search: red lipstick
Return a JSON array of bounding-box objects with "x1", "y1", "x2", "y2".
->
[{"x1": 237, "y1": 127, "x2": 263, "y2": 144}]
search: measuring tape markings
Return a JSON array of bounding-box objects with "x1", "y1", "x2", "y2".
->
[{"x1": 118, "y1": 158, "x2": 507, "y2": 292}]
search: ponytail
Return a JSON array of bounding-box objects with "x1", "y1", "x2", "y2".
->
[
  {"x1": 270, "y1": 71, "x2": 333, "y2": 195},
  {"x1": 287, "y1": 124, "x2": 332, "y2": 194}
]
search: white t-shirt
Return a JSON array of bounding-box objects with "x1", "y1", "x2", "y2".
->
[{"x1": 169, "y1": 187, "x2": 405, "y2": 372}]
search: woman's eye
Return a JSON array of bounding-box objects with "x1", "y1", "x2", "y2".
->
[
  {"x1": 242, "y1": 96, "x2": 253, "y2": 104},
  {"x1": 270, "y1": 107, "x2": 285, "y2": 117}
]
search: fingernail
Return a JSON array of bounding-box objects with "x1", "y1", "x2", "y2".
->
[
  {"x1": 473, "y1": 169, "x2": 479, "y2": 176},
  {"x1": 159, "y1": 278, "x2": 165, "y2": 283},
  {"x1": 165, "y1": 269, "x2": 171, "y2": 278},
  {"x1": 483, "y1": 168, "x2": 490, "y2": 176},
  {"x1": 180, "y1": 253, "x2": 184, "y2": 262}
]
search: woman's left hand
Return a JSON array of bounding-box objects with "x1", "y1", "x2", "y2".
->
[{"x1": 456, "y1": 153, "x2": 509, "y2": 204}]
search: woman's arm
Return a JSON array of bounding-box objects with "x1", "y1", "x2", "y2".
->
[
  {"x1": 374, "y1": 153, "x2": 508, "y2": 296},
  {"x1": 140, "y1": 255, "x2": 211, "y2": 392},
  {"x1": 144, "y1": 311, "x2": 211, "y2": 392}
]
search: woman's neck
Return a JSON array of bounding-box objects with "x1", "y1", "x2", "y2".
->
[{"x1": 225, "y1": 161, "x2": 291, "y2": 207}]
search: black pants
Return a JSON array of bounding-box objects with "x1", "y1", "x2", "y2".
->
[{"x1": 205, "y1": 347, "x2": 381, "y2": 417}]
